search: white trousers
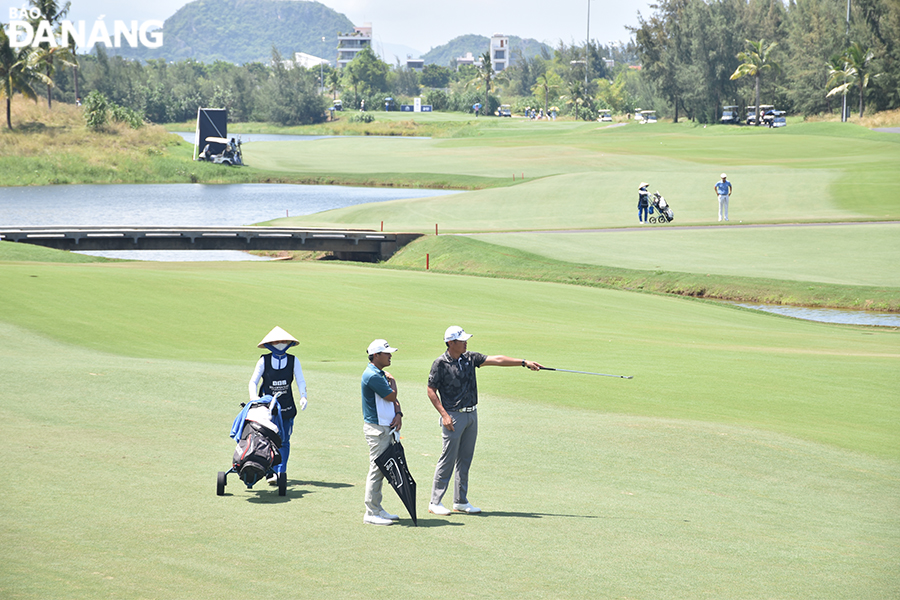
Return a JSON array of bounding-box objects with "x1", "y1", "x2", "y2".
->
[{"x1": 718, "y1": 194, "x2": 729, "y2": 221}]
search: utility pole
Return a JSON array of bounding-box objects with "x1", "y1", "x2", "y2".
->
[
  {"x1": 842, "y1": 0, "x2": 851, "y2": 122},
  {"x1": 585, "y1": 0, "x2": 591, "y2": 85}
]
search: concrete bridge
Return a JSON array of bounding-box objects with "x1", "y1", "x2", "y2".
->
[{"x1": 0, "y1": 226, "x2": 423, "y2": 262}]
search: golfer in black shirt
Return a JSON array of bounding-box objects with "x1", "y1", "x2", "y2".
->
[{"x1": 427, "y1": 326, "x2": 542, "y2": 515}]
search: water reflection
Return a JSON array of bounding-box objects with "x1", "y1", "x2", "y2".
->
[
  {"x1": 0, "y1": 183, "x2": 453, "y2": 261},
  {"x1": 735, "y1": 303, "x2": 899, "y2": 327}
]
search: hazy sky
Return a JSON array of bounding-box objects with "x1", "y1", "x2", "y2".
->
[{"x1": 30, "y1": 0, "x2": 650, "y2": 54}]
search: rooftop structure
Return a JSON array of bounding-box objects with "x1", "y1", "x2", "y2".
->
[
  {"x1": 337, "y1": 23, "x2": 372, "y2": 68},
  {"x1": 456, "y1": 51, "x2": 476, "y2": 71}
]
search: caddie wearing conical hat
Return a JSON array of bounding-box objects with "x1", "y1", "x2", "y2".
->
[{"x1": 248, "y1": 326, "x2": 308, "y2": 484}]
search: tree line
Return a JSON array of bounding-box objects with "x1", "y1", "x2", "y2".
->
[
  {"x1": 3, "y1": 0, "x2": 898, "y2": 130},
  {"x1": 632, "y1": 0, "x2": 899, "y2": 122}
]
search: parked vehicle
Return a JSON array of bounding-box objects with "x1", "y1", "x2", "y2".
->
[
  {"x1": 721, "y1": 105, "x2": 739, "y2": 124},
  {"x1": 746, "y1": 104, "x2": 774, "y2": 126},
  {"x1": 497, "y1": 104, "x2": 511, "y2": 117},
  {"x1": 598, "y1": 109, "x2": 612, "y2": 123},
  {"x1": 639, "y1": 110, "x2": 657, "y2": 124},
  {"x1": 770, "y1": 110, "x2": 787, "y2": 128}
]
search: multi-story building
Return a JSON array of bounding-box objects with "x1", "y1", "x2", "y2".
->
[
  {"x1": 490, "y1": 33, "x2": 509, "y2": 71},
  {"x1": 456, "y1": 51, "x2": 476, "y2": 70},
  {"x1": 337, "y1": 23, "x2": 372, "y2": 68}
]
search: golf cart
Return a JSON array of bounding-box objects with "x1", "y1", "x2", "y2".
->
[
  {"x1": 770, "y1": 110, "x2": 787, "y2": 128},
  {"x1": 638, "y1": 110, "x2": 657, "y2": 124},
  {"x1": 497, "y1": 104, "x2": 512, "y2": 117},
  {"x1": 746, "y1": 104, "x2": 774, "y2": 126},
  {"x1": 720, "y1": 105, "x2": 739, "y2": 124},
  {"x1": 198, "y1": 136, "x2": 243, "y2": 166},
  {"x1": 598, "y1": 109, "x2": 612, "y2": 123}
]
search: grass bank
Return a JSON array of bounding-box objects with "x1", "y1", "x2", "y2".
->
[{"x1": 382, "y1": 235, "x2": 900, "y2": 312}]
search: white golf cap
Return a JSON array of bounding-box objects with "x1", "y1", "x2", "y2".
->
[
  {"x1": 444, "y1": 326, "x2": 473, "y2": 342},
  {"x1": 257, "y1": 326, "x2": 299, "y2": 348},
  {"x1": 367, "y1": 339, "x2": 398, "y2": 355},
  {"x1": 721, "y1": 173, "x2": 727, "y2": 178}
]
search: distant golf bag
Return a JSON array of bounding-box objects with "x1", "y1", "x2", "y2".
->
[
  {"x1": 648, "y1": 192, "x2": 674, "y2": 224},
  {"x1": 218, "y1": 395, "x2": 287, "y2": 496}
]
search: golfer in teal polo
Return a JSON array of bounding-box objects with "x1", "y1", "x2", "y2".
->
[{"x1": 361, "y1": 339, "x2": 403, "y2": 526}]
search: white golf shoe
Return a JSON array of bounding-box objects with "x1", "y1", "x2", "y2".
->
[
  {"x1": 379, "y1": 509, "x2": 399, "y2": 521},
  {"x1": 453, "y1": 502, "x2": 481, "y2": 514},
  {"x1": 428, "y1": 502, "x2": 452, "y2": 516},
  {"x1": 363, "y1": 514, "x2": 394, "y2": 526}
]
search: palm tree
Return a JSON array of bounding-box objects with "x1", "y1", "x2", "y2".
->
[
  {"x1": 477, "y1": 51, "x2": 493, "y2": 116},
  {"x1": 730, "y1": 39, "x2": 780, "y2": 126},
  {"x1": 29, "y1": 0, "x2": 73, "y2": 109},
  {"x1": 826, "y1": 43, "x2": 881, "y2": 119},
  {"x1": 533, "y1": 72, "x2": 559, "y2": 118},
  {"x1": 844, "y1": 42, "x2": 879, "y2": 119},
  {"x1": 825, "y1": 54, "x2": 853, "y2": 120},
  {"x1": 1, "y1": 27, "x2": 51, "y2": 129}
]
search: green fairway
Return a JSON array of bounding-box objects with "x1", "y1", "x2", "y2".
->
[
  {"x1": 251, "y1": 121, "x2": 900, "y2": 231},
  {"x1": 2, "y1": 115, "x2": 899, "y2": 599},
  {"x1": 469, "y1": 222, "x2": 900, "y2": 286},
  {"x1": 1, "y1": 259, "x2": 898, "y2": 599}
]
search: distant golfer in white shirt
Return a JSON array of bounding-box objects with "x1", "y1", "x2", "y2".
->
[{"x1": 715, "y1": 173, "x2": 733, "y2": 222}]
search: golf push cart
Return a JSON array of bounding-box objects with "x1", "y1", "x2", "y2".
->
[
  {"x1": 217, "y1": 393, "x2": 287, "y2": 497},
  {"x1": 647, "y1": 191, "x2": 674, "y2": 224}
]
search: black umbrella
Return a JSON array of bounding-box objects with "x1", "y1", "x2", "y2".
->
[{"x1": 374, "y1": 433, "x2": 417, "y2": 526}]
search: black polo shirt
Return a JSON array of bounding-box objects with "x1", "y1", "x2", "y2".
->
[{"x1": 427, "y1": 350, "x2": 487, "y2": 411}]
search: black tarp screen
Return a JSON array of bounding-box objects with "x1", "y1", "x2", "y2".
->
[{"x1": 194, "y1": 108, "x2": 228, "y2": 159}]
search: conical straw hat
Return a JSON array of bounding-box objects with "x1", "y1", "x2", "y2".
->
[{"x1": 257, "y1": 326, "x2": 299, "y2": 348}]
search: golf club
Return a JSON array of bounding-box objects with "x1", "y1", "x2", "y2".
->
[{"x1": 540, "y1": 366, "x2": 633, "y2": 379}]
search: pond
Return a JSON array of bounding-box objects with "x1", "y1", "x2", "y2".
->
[
  {"x1": 733, "y1": 303, "x2": 899, "y2": 328},
  {"x1": 0, "y1": 183, "x2": 455, "y2": 261}
]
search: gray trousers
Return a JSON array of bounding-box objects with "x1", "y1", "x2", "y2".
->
[{"x1": 430, "y1": 410, "x2": 478, "y2": 505}]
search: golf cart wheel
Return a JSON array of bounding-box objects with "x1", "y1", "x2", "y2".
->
[
  {"x1": 648, "y1": 217, "x2": 656, "y2": 224},
  {"x1": 658, "y1": 214, "x2": 668, "y2": 223},
  {"x1": 217, "y1": 471, "x2": 227, "y2": 496},
  {"x1": 277, "y1": 472, "x2": 287, "y2": 496}
]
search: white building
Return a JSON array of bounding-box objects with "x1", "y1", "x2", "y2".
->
[
  {"x1": 337, "y1": 23, "x2": 372, "y2": 68},
  {"x1": 456, "y1": 51, "x2": 476, "y2": 70},
  {"x1": 294, "y1": 52, "x2": 330, "y2": 69},
  {"x1": 490, "y1": 33, "x2": 509, "y2": 71}
]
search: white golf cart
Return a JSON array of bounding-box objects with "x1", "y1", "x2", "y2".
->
[
  {"x1": 497, "y1": 104, "x2": 512, "y2": 117},
  {"x1": 598, "y1": 109, "x2": 612, "y2": 123},
  {"x1": 198, "y1": 136, "x2": 243, "y2": 166},
  {"x1": 638, "y1": 110, "x2": 657, "y2": 124},
  {"x1": 746, "y1": 104, "x2": 774, "y2": 126},
  {"x1": 720, "y1": 105, "x2": 739, "y2": 124},
  {"x1": 770, "y1": 110, "x2": 787, "y2": 128}
]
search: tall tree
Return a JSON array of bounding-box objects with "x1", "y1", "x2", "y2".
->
[
  {"x1": 827, "y1": 42, "x2": 881, "y2": 118},
  {"x1": 478, "y1": 51, "x2": 493, "y2": 115},
  {"x1": 29, "y1": 0, "x2": 73, "y2": 108},
  {"x1": 730, "y1": 39, "x2": 780, "y2": 125},
  {"x1": 0, "y1": 27, "x2": 50, "y2": 128}
]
